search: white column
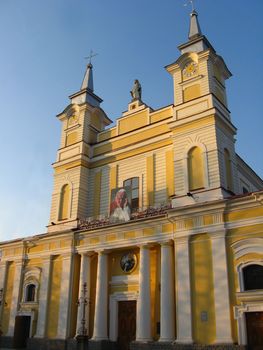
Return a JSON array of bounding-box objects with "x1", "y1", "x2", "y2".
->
[
  {"x1": 76, "y1": 253, "x2": 91, "y2": 337},
  {"x1": 57, "y1": 254, "x2": 73, "y2": 339},
  {"x1": 7, "y1": 259, "x2": 24, "y2": 336},
  {"x1": 92, "y1": 251, "x2": 108, "y2": 340},
  {"x1": 0, "y1": 261, "x2": 8, "y2": 321},
  {"x1": 35, "y1": 256, "x2": 52, "y2": 338},
  {"x1": 159, "y1": 241, "x2": 175, "y2": 342},
  {"x1": 210, "y1": 231, "x2": 232, "y2": 343},
  {"x1": 136, "y1": 245, "x2": 152, "y2": 342},
  {"x1": 175, "y1": 236, "x2": 193, "y2": 343}
]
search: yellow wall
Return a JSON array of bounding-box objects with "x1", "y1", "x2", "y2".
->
[
  {"x1": 118, "y1": 111, "x2": 148, "y2": 134},
  {"x1": 188, "y1": 146, "x2": 204, "y2": 190},
  {"x1": 224, "y1": 149, "x2": 232, "y2": 191},
  {"x1": 183, "y1": 84, "x2": 201, "y2": 102},
  {"x1": 150, "y1": 247, "x2": 160, "y2": 340},
  {"x1": 147, "y1": 155, "x2": 154, "y2": 206},
  {"x1": 166, "y1": 150, "x2": 175, "y2": 198},
  {"x1": 190, "y1": 234, "x2": 216, "y2": 344},
  {"x1": 89, "y1": 255, "x2": 98, "y2": 336},
  {"x1": 59, "y1": 184, "x2": 70, "y2": 220},
  {"x1": 2, "y1": 262, "x2": 14, "y2": 334},
  {"x1": 93, "y1": 171, "x2": 101, "y2": 216},
  {"x1": 69, "y1": 254, "x2": 80, "y2": 337},
  {"x1": 47, "y1": 256, "x2": 62, "y2": 338},
  {"x1": 66, "y1": 131, "x2": 77, "y2": 146}
]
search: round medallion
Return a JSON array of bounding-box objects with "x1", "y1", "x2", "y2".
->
[
  {"x1": 68, "y1": 115, "x2": 78, "y2": 125},
  {"x1": 183, "y1": 61, "x2": 198, "y2": 78},
  {"x1": 120, "y1": 252, "x2": 137, "y2": 273}
]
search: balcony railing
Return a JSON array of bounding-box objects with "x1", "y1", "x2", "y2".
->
[{"x1": 77, "y1": 204, "x2": 171, "y2": 230}]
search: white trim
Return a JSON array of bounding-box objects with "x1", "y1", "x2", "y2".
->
[
  {"x1": 236, "y1": 260, "x2": 263, "y2": 293},
  {"x1": 231, "y1": 238, "x2": 263, "y2": 260},
  {"x1": 183, "y1": 142, "x2": 209, "y2": 193},
  {"x1": 234, "y1": 302, "x2": 263, "y2": 345},
  {"x1": 56, "y1": 180, "x2": 74, "y2": 222},
  {"x1": 16, "y1": 309, "x2": 36, "y2": 338},
  {"x1": 109, "y1": 291, "x2": 139, "y2": 341}
]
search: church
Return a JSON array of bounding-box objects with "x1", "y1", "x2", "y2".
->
[{"x1": 0, "y1": 8, "x2": 263, "y2": 350}]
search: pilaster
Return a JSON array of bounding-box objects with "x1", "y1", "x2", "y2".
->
[
  {"x1": 159, "y1": 241, "x2": 175, "y2": 342},
  {"x1": 76, "y1": 252, "x2": 91, "y2": 337},
  {"x1": 57, "y1": 253, "x2": 73, "y2": 339},
  {"x1": 35, "y1": 256, "x2": 52, "y2": 338},
  {"x1": 92, "y1": 251, "x2": 108, "y2": 340},
  {"x1": 210, "y1": 231, "x2": 232, "y2": 343},
  {"x1": 174, "y1": 236, "x2": 193, "y2": 343},
  {"x1": 136, "y1": 244, "x2": 152, "y2": 342},
  {"x1": 7, "y1": 259, "x2": 24, "y2": 336}
]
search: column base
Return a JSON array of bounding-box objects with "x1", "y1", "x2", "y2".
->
[
  {"x1": 27, "y1": 337, "x2": 78, "y2": 350},
  {"x1": 88, "y1": 339, "x2": 117, "y2": 350}
]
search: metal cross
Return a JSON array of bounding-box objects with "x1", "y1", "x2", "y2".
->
[
  {"x1": 184, "y1": 0, "x2": 195, "y2": 11},
  {"x1": 85, "y1": 50, "x2": 98, "y2": 65}
]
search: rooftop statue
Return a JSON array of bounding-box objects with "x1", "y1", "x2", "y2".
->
[{"x1": 130, "y1": 79, "x2": 142, "y2": 101}]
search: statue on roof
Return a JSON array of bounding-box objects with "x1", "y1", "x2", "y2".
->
[{"x1": 130, "y1": 79, "x2": 142, "y2": 101}]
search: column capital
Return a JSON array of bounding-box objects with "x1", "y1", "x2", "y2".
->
[
  {"x1": 174, "y1": 235, "x2": 190, "y2": 245},
  {"x1": 209, "y1": 230, "x2": 227, "y2": 239},
  {"x1": 79, "y1": 251, "x2": 94, "y2": 258},
  {"x1": 60, "y1": 253, "x2": 73, "y2": 260},
  {"x1": 0, "y1": 260, "x2": 8, "y2": 268},
  {"x1": 96, "y1": 249, "x2": 109, "y2": 256},
  {"x1": 42, "y1": 255, "x2": 53, "y2": 264},
  {"x1": 159, "y1": 239, "x2": 173, "y2": 247},
  {"x1": 137, "y1": 243, "x2": 152, "y2": 250}
]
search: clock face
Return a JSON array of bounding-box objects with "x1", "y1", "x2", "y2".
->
[
  {"x1": 183, "y1": 61, "x2": 198, "y2": 78},
  {"x1": 120, "y1": 252, "x2": 137, "y2": 273},
  {"x1": 68, "y1": 115, "x2": 78, "y2": 126}
]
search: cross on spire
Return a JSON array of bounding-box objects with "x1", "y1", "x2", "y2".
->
[
  {"x1": 184, "y1": 0, "x2": 195, "y2": 12},
  {"x1": 84, "y1": 50, "x2": 98, "y2": 65}
]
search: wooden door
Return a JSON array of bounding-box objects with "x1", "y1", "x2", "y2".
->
[
  {"x1": 118, "y1": 300, "x2": 136, "y2": 350},
  {"x1": 246, "y1": 312, "x2": 263, "y2": 350},
  {"x1": 13, "y1": 316, "x2": 31, "y2": 348}
]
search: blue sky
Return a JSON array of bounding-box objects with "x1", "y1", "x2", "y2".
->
[{"x1": 0, "y1": 0, "x2": 262, "y2": 241}]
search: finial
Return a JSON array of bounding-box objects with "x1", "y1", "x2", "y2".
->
[
  {"x1": 184, "y1": 0, "x2": 195, "y2": 13},
  {"x1": 81, "y1": 50, "x2": 98, "y2": 91},
  {"x1": 84, "y1": 50, "x2": 98, "y2": 65},
  {"x1": 187, "y1": 1, "x2": 202, "y2": 40}
]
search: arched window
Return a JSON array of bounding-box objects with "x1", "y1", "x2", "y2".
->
[
  {"x1": 224, "y1": 149, "x2": 232, "y2": 191},
  {"x1": 25, "y1": 284, "x2": 36, "y2": 302},
  {"x1": 188, "y1": 146, "x2": 204, "y2": 191},
  {"x1": 123, "y1": 177, "x2": 139, "y2": 211},
  {"x1": 243, "y1": 264, "x2": 263, "y2": 291},
  {"x1": 59, "y1": 184, "x2": 70, "y2": 220}
]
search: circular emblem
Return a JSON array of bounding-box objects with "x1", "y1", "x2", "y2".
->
[
  {"x1": 183, "y1": 61, "x2": 198, "y2": 78},
  {"x1": 120, "y1": 253, "x2": 137, "y2": 273},
  {"x1": 68, "y1": 115, "x2": 79, "y2": 125}
]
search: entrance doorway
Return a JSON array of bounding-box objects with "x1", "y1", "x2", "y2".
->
[
  {"x1": 13, "y1": 316, "x2": 31, "y2": 348},
  {"x1": 246, "y1": 312, "x2": 263, "y2": 350},
  {"x1": 118, "y1": 300, "x2": 136, "y2": 350}
]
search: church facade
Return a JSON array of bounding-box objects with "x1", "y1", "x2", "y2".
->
[{"x1": 0, "y1": 10, "x2": 263, "y2": 350}]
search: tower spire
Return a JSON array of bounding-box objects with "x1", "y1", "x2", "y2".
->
[
  {"x1": 81, "y1": 63, "x2": 94, "y2": 91},
  {"x1": 188, "y1": 9, "x2": 202, "y2": 40}
]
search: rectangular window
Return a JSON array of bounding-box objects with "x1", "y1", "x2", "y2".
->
[{"x1": 123, "y1": 177, "x2": 139, "y2": 212}]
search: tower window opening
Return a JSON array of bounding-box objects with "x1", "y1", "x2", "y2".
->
[{"x1": 188, "y1": 146, "x2": 204, "y2": 191}]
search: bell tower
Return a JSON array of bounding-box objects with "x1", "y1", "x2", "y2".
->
[
  {"x1": 48, "y1": 63, "x2": 112, "y2": 233},
  {"x1": 166, "y1": 9, "x2": 239, "y2": 205}
]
